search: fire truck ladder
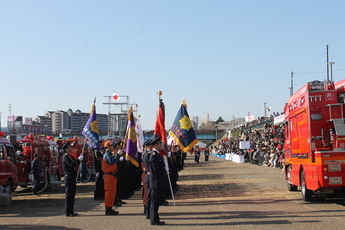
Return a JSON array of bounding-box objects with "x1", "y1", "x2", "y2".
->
[
  {"x1": 327, "y1": 103, "x2": 345, "y2": 149},
  {"x1": 328, "y1": 103, "x2": 345, "y2": 133}
]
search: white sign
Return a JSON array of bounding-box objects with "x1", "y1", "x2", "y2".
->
[
  {"x1": 240, "y1": 141, "x2": 250, "y2": 149},
  {"x1": 245, "y1": 115, "x2": 255, "y2": 123}
]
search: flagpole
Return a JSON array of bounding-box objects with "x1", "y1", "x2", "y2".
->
[
  {"x1": 157, "y1": 91, "x2": 176, "y2": 206},
  {"x1": 163, "y1": 155, "x2": 176, "y2": 206},
  {"x1": 76, "y1": 138, "x2": 87, "y2": 182}
]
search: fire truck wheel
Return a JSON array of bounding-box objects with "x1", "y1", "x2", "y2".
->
[
  {"x1": 301, "y1": 170, "x2": 313, "y2": 201},
  {"x1": 286, "y1": 166, "x2": 298, "y2": 191},
  {"x1": 6, "y1": 180, "x2": 13, "y2": 195}
]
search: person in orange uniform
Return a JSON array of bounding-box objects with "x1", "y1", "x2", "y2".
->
[{"x1": 102, "y1": 140, "x2": 123, "y2": 215}]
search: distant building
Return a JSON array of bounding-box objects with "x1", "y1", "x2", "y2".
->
[
  {"x1": 50, "y1": 109, "x2": 108, "y2": 135},
  {"x1": 192, "y1": 116, "x2": 199, "y2": 130},
  {"x1": 7, "y1": 109, "x2": 109, "y2": 136}
]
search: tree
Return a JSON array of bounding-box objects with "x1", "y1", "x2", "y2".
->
[{"x1": 216, "y1": 116, "x2": 224, "y2": 124}]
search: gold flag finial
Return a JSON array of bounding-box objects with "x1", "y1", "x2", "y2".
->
[
  {"x1": 182, "y1": 100, "x2": 187, "y2": 108},
  {"x1": 157, "y1": 91, "x2": 162, "y2": 96}
]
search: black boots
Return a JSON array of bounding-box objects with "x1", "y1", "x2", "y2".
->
[{"x1": 105, "y1": 206, "x2": 119, "y2": 215}]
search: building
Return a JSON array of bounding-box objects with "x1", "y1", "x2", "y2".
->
[
  {"x1": 50, "y1": 109, "x2": 108, "y2": 135},
  {"x1": 7, "y1": 109, "x2": 109, "y2": 136},
  {"x1": 192, "y1": 116, "x2": 199, "y2": 130}
]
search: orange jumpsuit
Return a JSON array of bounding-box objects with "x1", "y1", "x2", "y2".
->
[{"x1": 102, "y1": 150, "x2": 120, "y2": 208}]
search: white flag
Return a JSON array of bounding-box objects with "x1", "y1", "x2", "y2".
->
[{"x1": 136, "y1": 119, "x2": 144, "y2": 152}]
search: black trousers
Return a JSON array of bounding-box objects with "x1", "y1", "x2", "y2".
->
[
  {"x1": 146, "y1": 186, "x2": 151, "y2": 219},
  {"x1": 94, "y1": 171, "x2": 104, "y2": 199},
  {"x1": 65, "y1": 176, "x2": 77, "y2": 215},
  {"x1": 205, "y1": 155, "x2": 209, "y2": 161},
  {"x1": 149, "y1": 187, "x2": 163, "y2": 224},
  {"x1": 32, "y1": 174, "x2": 40, "y2": 194}
]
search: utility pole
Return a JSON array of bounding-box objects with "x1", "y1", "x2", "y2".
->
[{"x1": 290, "y1": 71, "x2": 294, "y2": 96}]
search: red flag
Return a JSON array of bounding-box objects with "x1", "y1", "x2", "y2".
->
[{"x1": 153, "y1": 99, "x2": 168, "y2": 156}]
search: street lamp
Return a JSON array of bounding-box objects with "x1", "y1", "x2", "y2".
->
[
  {"x1": 328, "y1": 62, "x2": 335, "y2": 81},
  {"x1": 264, "y1": 102, "x2": 267, "y2": 117}
]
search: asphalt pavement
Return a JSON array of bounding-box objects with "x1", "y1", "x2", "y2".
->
[{"x1": 1, "y1": 154, "x2": 345, "y2": 230}]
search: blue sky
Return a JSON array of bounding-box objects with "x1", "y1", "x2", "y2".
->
[{"x1": 1, "y1": 1, "x2": 345, "y2": 130}]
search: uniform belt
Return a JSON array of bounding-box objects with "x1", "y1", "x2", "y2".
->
[{"x1": 105, "y1": 172, "x2": 118, "y2": 177}]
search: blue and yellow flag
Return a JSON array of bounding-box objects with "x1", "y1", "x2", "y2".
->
[
  {"x1": 169, "y1": 101, "x2": 198, "y2": 153},
  {"x1": 82, "y1": 100, "x2": 100, "y2": 151}
]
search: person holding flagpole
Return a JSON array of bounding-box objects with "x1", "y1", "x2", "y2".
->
[
  {"x1": 102, "y1": 140, "x2": 123, "y2": 215},
  {"x1": 148, "y1": 136, "x2": 167, "y2": 226},
  {"x1": 62, "y1": 142, "x2": 83, "y2": 217}
]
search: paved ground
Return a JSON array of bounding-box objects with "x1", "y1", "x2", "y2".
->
[{"x1": 1, "y1": 154, "x2": 345, "y2": 229}]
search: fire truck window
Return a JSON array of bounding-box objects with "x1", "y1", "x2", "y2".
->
[
  {"x1": 23, "y1": 142, "x2": 31, "y2": 147},
  {"x1": 5, "y1": 145, "x2": 16, "y2": 164},
  {"x1": 311, "y1": 114, "x2": 322, "y2": 120},
  {"x1": 0, "y1": 145, "x2": 4, "y2": 160}
]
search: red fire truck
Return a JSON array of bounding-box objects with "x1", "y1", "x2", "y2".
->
[
  {"x1": 16, "y1": 134, "x2": 62, "y2": 190},
  {"x1": 284, "y1": 79, "x2": 345, "y2": 201},
  {"x1": 0, "y1": 132, "x2": 17, "y2": 193}
]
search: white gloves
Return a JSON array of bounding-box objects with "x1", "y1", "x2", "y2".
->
[
  {"x1": 117, "y1": 150, "x2": 124, "y2": 155},
  {"x1": 78, "y1": 155, "x2": 84, "y2": 161},
  {"x1": 119, "y1": 156, "x2": 124, "y2": 161},
  {"x1": 164, "y1": 166, "x2": 169, "y2": 172},
  {"x1": 95, "y1": 172, "x2": 99, "y2": 177}
]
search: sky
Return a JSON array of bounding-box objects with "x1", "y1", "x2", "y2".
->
[{"x1": 1, "y1": 1, "x2": 345, "y2": 130}]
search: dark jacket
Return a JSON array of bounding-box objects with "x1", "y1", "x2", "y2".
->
[
  {"x1": 148, "y1": 150, "x2": 166, "y2": 189},
  {"x1": 31, "y1": 159, "x2": 42, "y2": 175},
  {"x1": 63, "y1": 153, "x2": 80, "y2": 179}
]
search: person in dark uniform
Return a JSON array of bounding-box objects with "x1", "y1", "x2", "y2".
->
[
  {"x1": 141, "y1": 139, "x2": 152, "y2": 218},
  {"x1": 194, "y1": 146, "x2": 201, "y2": 163},
  {"x1": 204, "y1": 147, "x2": 210, "y2": 161},
  {"x1": 94, "y1": 141, "x2": 105, "y2": 200},
  {"x1": 31, "y1": 153, "x2": 42, "y2": 196},
  {"x1": 148, "y1": 137, "x2": 167, "y2": 226},
  {"x1": 62, "y1": 142, "x2": 83, "y2": 217}
]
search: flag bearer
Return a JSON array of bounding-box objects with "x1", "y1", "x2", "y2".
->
[{"x1": 102, "y1": 140, "x2": 122, "y2": 215}]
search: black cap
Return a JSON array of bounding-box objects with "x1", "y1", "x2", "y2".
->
[
  {"x1": 150, "y1": 136, "x2": 162, "y2": 145},
  {"x1": 111, "y1": 140, "x2": 122, "y2": 147},
  {"x1": 33, "y1": 153, "x2": 39, "y2": 157},
  {"x1": 143, "y1": 139, "x2": 152, "y2": 146},
  {"x1": 62, "y1": 142, "x2": 72, "y2": 149}
]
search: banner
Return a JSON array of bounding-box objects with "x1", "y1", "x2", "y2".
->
[
  {"x1": 125, "y1": 108, "x2": 139, "y2": 167},
  {"x1": 82, "y1": 100, "x2": 100, "y2": 151},
  {"x1": 153, "y1": 98, "x2": 168, "y2": 155},
  {"x1": 169, "y1": 101, "x2": 198, "y2": 153}
]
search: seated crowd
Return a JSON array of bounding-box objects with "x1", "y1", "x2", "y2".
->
[{"x1": 212, "y1": 116, "x2": 286, "y2": 170}]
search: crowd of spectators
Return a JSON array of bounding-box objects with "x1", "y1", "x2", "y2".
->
[{"x1": 212, "y1": 116, "x2": 286, "y2": 170}]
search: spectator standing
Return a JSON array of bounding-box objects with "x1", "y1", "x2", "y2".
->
[
  {"x1": 31, "y1": 153, "x2": 42, "y2": 196},
  {"x1": 194, "y1": 146, "x2": 201, "y2": 163},
  {"x1": 204, "y1": 147, "x2": 210, "y2": 162}
]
